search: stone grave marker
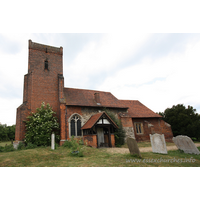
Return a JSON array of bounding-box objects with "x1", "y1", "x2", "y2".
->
[
  {"x1": 150, "y1": 133, "x2": 168, "y2": 154},
  {"x1": 127, "y1": 136, "x2": 141, "y2": 157},
  {"x1": 51, "y1": 133, "x2": 55, "y2": 150},
  {"x1": 172, "y1": 135, "x2": 200, "y2": 155},
  {"x1": 13, "y1": 141, "x2": 19, "y2": 150}
]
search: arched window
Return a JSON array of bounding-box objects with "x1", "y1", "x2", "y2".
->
[{"x1": 69, "y1": 114, "x2": 82, "y2": 137}]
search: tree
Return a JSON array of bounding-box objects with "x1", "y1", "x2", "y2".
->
[
  {"x1": 24, "y1": 102, "x2": 60, "y2": 146},
  {"x1": 0, "y1": 124, "x2": 15, "y2": 141},
  {"x1": 159, "y1": 104, "x2": 200, "y2": 141}
]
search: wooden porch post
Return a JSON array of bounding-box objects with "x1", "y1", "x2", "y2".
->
[{"x1": 108, "y1": 126, "x2": 111, "y2": 147}]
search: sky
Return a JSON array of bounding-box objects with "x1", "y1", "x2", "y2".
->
[{"x1": 1, "y1": 33, "x2": 200, "y2": 125}]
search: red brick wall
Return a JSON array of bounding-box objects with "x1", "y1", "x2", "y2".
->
[
  {"x1": 83, "y1": 135, "x2": 97, "y2": 148},
  {"x1": 28, "y1": 41, "x2": 63, "y2": 118},
  {"x1": 121, "y1": 117, "x2": 133, "y2": 127},
  {"x1": 15, "y1": 40, "x2": 63, "y2": 141},
  {"x1": 15, "y1": 103, "x2": 30, "y2": 141},
  {"x1": 159, "y1": 120, "x2": 173, "y2": 142},
  {"x1": 132, "y1": 118, "x2": 173, "y2": 142}
]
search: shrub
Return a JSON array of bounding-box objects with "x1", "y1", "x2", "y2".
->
[
  {"x1": 103, "y1": 108, "x2": 125, "y2": 147},
  {"x1": 4, "y1": 144, "x2": 15, "y2": 152},
  {"x1": 62, "y1": 140, "x2": 73, "y2": 148},
  {"x1": 25, "y1": 143, "x2": 37, "y2": 149},
  {"x1": 0, "y1": 142, "x2": 37, "y2": 153},
  {"x1": 62, "y1": 136, "x2": 85, "y2": 157},
  {"x1": 0, "y1": 146, "x2": 4, "y2": 152},
  {"x1": 55, "y1": 143, "x2": 59, "y2": 149},
  {"x1": 24, "y1": 102, "x2": 60, "y2": 146},
  {"x1": 17, "y1": 142, "x2": 26, "y2": 150}
]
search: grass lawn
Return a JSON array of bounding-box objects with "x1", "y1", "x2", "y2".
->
[
  {"x1": 121, "y1": 141, "x2": 175, "y2": 148},
  {"x1": 0, "y1": 144, "x2": 200, "y2": 167},
  {"x1": 0, "y1": 141, "x2": 12, "y2": 147}
]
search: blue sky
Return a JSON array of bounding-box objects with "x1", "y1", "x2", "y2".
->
[{"x1": 1, "y1": 33, "x2": 200, "y2": 125}]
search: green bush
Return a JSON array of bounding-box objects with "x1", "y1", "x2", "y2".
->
[
  {"x1": 3, "y1": 144, "x2": 15, "y2": 152},
  {"x1": 55, "y1": 143, "x2": 59, "y2": 149},
  {"x1": 0, "y1": 142, "x2": 37, "y2": 153},
  {"x1": 103, "y1": 108, "x2": 125, "y2": 147},
  {"x1": 25, "y1": 143, "x2": 37, "y2": 149},
  {"x1": 62, "y1": 140, "x2": 73, "y2": 148},
  {"x1": 17, "y1": 142, "x2": 26, "y2": 150},
  {"x1": 24, "y1": 102, "x2": 60, "y2": 146},
  {"x1": 0, "y1": 146, "x2": 4, "y2": 152},
  {"x1": 62, "y1": 136, "x2": 84, "y2": 157}
]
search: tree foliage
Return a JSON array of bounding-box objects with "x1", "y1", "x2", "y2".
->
[
  {"x1": 159, "y1": 104, "x2": 200, "y2": 141},
  {"x1": 24, "y1": 102, "x2": 60, "y2": 146},
  {"x1": 0, "y1": 124, "x2": 15, "y2": 141}
]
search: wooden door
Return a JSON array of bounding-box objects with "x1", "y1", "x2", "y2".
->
[{"x1": 97, "y1": 127, "x2": 104, "y2": 147}]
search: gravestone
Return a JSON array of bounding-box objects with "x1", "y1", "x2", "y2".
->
[
  {"x1": 51, "y1": 133, "x2": 55, "y2": 150},
  {"x1": 150, "y1": 133, "x2": 168, "y2": 154},
  {"x1": 172, "y1": 135, "x2": 200, "y2": 155},
  {"x1": 13, "y1": 141, "x2": 19, "y2": 149},
  {"x1": 127, "y1": 136, "x2": 141, "y2": 157}
]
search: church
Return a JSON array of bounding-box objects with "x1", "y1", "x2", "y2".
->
[{"x1": 15, "y1": 40, "x2": 173, "y2": 148}]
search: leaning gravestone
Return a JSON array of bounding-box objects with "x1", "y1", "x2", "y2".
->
[
  {"x1": 150, "y1": 133, "x2": 168, "y2": 154},
  {"x1": 127, "y1": 136, "x2": 141, "y2": 157},
  {"x1": 172, "y1": 135, "x2": 200, "y2": 155}
]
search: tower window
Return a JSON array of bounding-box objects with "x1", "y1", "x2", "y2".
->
[{"x1": 44, "y1": 59, "x2": 48, "y2": 70}]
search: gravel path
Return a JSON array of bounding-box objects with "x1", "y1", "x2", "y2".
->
[{"x1": 106, "y1": 143, "x2": 200, "y2": 154}]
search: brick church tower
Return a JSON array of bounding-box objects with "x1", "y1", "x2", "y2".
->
[{"x1": 15, "y1": 40, "x2": 66, "y2": 144}]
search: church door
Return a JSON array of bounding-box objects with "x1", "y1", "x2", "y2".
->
[{"x1": 97, "y1": 127, "x2": 104, "y2": 147}]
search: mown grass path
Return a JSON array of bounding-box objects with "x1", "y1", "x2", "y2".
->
[{"x1": 107, "y1": 143, "x2": 200, "y2": 154}]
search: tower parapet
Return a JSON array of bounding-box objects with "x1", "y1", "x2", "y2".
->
[{"x1": 29, "y1": 40, "x2": 63, "y2": 55}]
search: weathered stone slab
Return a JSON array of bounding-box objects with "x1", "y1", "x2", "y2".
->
[
  {"x1": 172, "y1": 135, "x2": 200, "y2": 155},
  {"x1": 51, "y1": 133, "x2": 55, "y2": 150},
  {"x1": 13, "y1": 141, "x2": 20, "y2": 149},
  {"x1": 150, "y1": 133, "x2": 168, "y2": 154},
  {"x1": 127, "y1": 136, "x2": 141, "y2": 157}
]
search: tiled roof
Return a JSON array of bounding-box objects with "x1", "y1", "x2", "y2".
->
[
  {"x1": 63, "y1": 87, "x2": 161, "y2": 118},
  {"x1": 81, "y1": 112, "x2": 118, "y2": 130},
  {"x1": 119, "y1": 100, "x2": 162, "y2": 118},
  {"x1": 64, "y1": 87, "x2": 128, "y2": 108},
  {"x1": 81, "y1": 112, "x2": 103, "y2": 130}
]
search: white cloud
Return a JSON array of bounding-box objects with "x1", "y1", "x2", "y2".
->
[
  {"x1": 65, "y1": 33, "x2": 151, "y2": 88},
  {"x1": 1, "y1": 33, "x2": 200, "y2": 125},
  {"x1": 0, "y1": 97, "x2": 22, "y2": 125},
  {"x1": 97, "y1": 39, "x2": 200, "y2": 113}
]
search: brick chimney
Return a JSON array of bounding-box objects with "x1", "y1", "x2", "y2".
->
[{"x1": 94, "y1": 93, "x2": 101, "y2": 104}]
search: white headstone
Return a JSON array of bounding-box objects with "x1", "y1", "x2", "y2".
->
[
  {"x1": 172, "y1": 135, "x2": 200, "y2": 155},
  {"x1": 13, "y1": 141, "x2": 20, "y2": 149},
  {"x1": 150, "y1": 133, "x2": 168, "y2": 154},
  {"x1": 51, "y1": 133, "x2": 55, "y2": 150}
]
